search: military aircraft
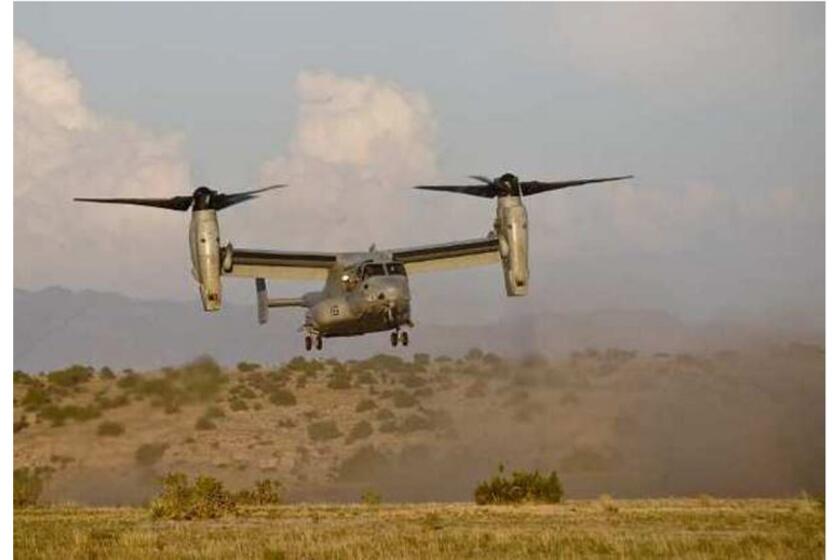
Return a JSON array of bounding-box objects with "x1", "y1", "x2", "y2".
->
[{"x1": 75, "y1": 172, "x2": 631, "y2": 350}]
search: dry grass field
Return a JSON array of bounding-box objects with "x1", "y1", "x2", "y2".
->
[{"x1": 14, "y1": 498, "x2": 824, "y2": 560}]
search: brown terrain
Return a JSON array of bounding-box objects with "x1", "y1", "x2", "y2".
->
[{"x1": 13, "y1": 343, "x2": 824, "y2": 506}]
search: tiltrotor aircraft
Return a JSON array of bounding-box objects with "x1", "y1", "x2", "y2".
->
[{"x1": 76, "y1": 173, "x2": 631, "y2": 350}]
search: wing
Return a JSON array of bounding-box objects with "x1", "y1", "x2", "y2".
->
[
  {"x1": 224, "y1": 248, "x2": 337, "y2": 281},
  {"x1": 390, "y1": 236, "x2": 500, "y2": 274}
]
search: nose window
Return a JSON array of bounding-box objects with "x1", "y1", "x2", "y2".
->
[
  {"x1": 386, "y1": 263, "x2": 406, "y2": 276},
  {"x1": 361, "y1": 264, "x2": 385, "y2": 279}
]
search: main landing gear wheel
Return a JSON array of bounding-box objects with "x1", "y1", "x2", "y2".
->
[
  {"x1": 390, "y1": 332, "x2": 399, "y2": 347},
  {"x1": 400, "y1": 331, "x2": 409, "y2": 346},
  {"x1": 316, "y1": 336, "x2": 323, "y2": 351},
  {"x1": 305, "y1": 336, "x2": 313, "y2": 351}
]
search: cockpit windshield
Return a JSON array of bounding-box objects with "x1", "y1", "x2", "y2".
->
[
  {"x1": 386, "y1": 263, "x2": 406, "y2": 276},
  {"x1": 361, "y1": 263, "x2": 386, "y2": 279}
]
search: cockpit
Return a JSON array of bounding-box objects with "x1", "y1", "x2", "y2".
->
[
  {"x1": 361, "y1": 262, "x2": 405, "y2": 279},
  {"x1": 341, "y1": 261, "x2": 406, "y2": 291}
]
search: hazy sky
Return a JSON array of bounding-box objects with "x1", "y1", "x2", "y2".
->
[{"x1": 14, "y1": 3, "x2": 824, "y2": 326}]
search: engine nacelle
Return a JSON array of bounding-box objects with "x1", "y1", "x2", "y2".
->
[
  {"x1": 496, "y1": 196, "x2": 529, "y2": 296},
  {"x1": 189, "y1": 209, "x2": 222, "y2": 311}
]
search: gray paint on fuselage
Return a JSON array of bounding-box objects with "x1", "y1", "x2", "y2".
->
[{"x1": 302, "y1": 252, "x2": 412, "y2": 337}]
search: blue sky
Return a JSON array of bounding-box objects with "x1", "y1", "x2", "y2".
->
[{"x1": 14, "y1": 3, "x2": 824, "y2": 326}]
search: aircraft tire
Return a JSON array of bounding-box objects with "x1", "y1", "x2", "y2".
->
[
  {"x1": 305, "y1": 336, "x2": 312, "y2": 351},
  {"x1": 316, "y1": 336, "x2": 323, "y2": 351},
  {"x1": 390, "y1": 332, "x2": 398, "y2": 347},
  {"x1": 400, "y1": 331, "x2": 409, "y2": 346}
]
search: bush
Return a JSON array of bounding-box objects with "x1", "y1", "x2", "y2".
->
[
  {"x1": 361, "y1": 488, "x2": 382, "y2": 506},
  {"x1": 308, "y1": 420, "x2": 342, "y2": 441},
  {"x1": 413, "y1": 353, "x2": 430, "y2": 366},
  {"x1": 268, "y1": 388, "x2": 297, "y2": 406},
  {"x1": 237, "y1": 361, "x2": 261, "y2": 373},
  {"x1": 355, "y1": 399, "x2": 377, "y2": 413},
  {"x1": 21, "y1": 386, "x2": 51, "y2": 411},
  {"x1": 327, "y1": 371, "x2": 353, "y2": 390},
  {"x1": 150, "y1": 472, "x2": 236, "y2": 520},
  {"x1": 39, "y1": 404, "x2": 101, "y2": 427},
  {"x1": 99, "y1": 366, "x2": 116, "y2": 380},
  {"x1": 346, "y1": 420, "x2": 374, "y2": 443},
  {"x1": 474, "y1": 464, "x2": 563, "y2": 505},
  {"x1": 399, "y1": 414, "x2": 433, "y2": 433},
  {"x1": 391, "y1": 390, "x2": 417, "y2": 408},
  {"x1": 47, "y1": 364, "x2": 94, "y2": 387},
  {"x1": 229, "y1": 397, "x2": 248, "y2": 412},
  {"x1": 96, "y1": 421, "x2": 125, "y2": 437},
  {"x1": 14, "y1": 467, "x2": 51, "y2": 508},
  {"x1": 465, "y1": 348, "x2": 484, "y2": 361},
  {"x1": 135, "y1": 443, "x2": 168, "y2": 466},
  {"x1": 195, "y1": 416, "x2": 217, "y2": 431},
  {"x1": 204, "y1": 405, "x2": 226, "y2": 419},
  {"x1": 375, "y1": 408, "x2": 395, "y2": 421},
  {"x1": 336, "y1": 446, "x2": 390, "y2": 482},
  {"x1": 234, "y1": 479, "x2": 284, "y2": 505}
]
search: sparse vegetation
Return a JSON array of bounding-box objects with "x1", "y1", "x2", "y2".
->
[
  {"x1": 236, "y1": 361, "x2": 261, "y2": 373},
  {"x1": 134, "y1": 443, "x2": 168, "y2": 466},
  {"x1": 474, "y1": 464, "x2": 564, "y2": 505},
  {"x1": 355, "y1": 398, "x2": 377, "y2": 413},
  {"x1": 307, "y1": 420, "x2": 342, "y2": 441},
  {"x1": 14, "y1": 467, "x2": 51, "y2": 508},
  {"x1": 150, "y1": 472, "x2": 236, "y2": 520},
  {"x1": 346, "y1": 420, "x2": 374, "y2": 443},
  {"x1": 239, "y1": 480, "x2": 284, "y2": 505},
  {"x1": 268, "y1": 388, "x2": 297, "y2": 406},
  {"x1": 96, "y1": 421, "x2": 125, "y2": 437},
  {"x1": 361, "y1": 488, "x2": 382, "y2": 506}
]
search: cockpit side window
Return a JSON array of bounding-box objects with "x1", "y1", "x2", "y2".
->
[
  {"x1": 362, "y1": 263, "x2": 386, "y2": 279},
  {"x1": 386, "y1": 262, "x2": 406, "y2": 276}
]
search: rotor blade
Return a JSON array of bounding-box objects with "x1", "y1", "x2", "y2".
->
[
  {"x1": 211, "y1": 184, "x2": 286, "y2": 210},
  {"x1": 413, "y1": 185, "x2": 498, "y2": 198},
  {"x1": 73, "y1": 196, "x2": 194, "y2": 211},
  {"x1": 468, "y1": 175, "x2": 494, "y2": 185},
  {"x1": 519, "y1": 175, "x2": 633, "y2": 196}
]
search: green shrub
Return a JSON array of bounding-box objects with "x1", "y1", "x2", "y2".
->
[
  {"x1": 307, "y1": 419, "x2": 342, "y2": 441},
  {"x1": 229, "y1": 397, "x2": 248, "y2": 412},
  {"x1": 375, "y1": 408, "x2": 395, "y2": 421},
  {"x1": 379, "y1": 420, "x2": 399, "y2": 433},
  {"x1": 234, "y1": 479, "x2": 284, "y2": 505},
  {"x1": 327, "y1": 371, "x2": 353, "y2": 390},
  {"x1": 413, "y1": 353, "x2": 430, "y2": 366},
  {"x1": 39, "y1": 404, "x2": 101, "y2": 427},
  {"x1": 465, "y1": 348, "x2": 484, "y2": 361},
  {"x1": 135, "y1": 443, "x2": 168, "y2": 466},
  {"x1": 336, "y1": 446, "x2": 390, "y2": 482},
  {"x1": 268, "y1": 388, "x2": 297, "y2": 406},
  {"x1": 21, "y1": 386, "x2": 51, "y2": 411},
  {"x1": 195, "y1": 416, "x2": 217, "y2": 431},
  {"x1": 204, "y1": 405, "x2": 226, "y2": 419},
  {"x1": 346, "y1": 420, "x2": 374, "y2": 443},
  {"x1": 47, "y1": 364, "x2": 94, "y2": 387},
  {"x1": 14, "y1": 466, "x2": 51, "y2": 508},
  {"x1": 474, "y1": 464, "x2": 563, "y2": 505},
  {"x1": 399, "y1": 414, "x2": 433, "y2": 433},
  {"x1": 13, "y1": 416, "x2": 30, "y2": 434},
  {"x1": 401, "y1": 374, "x2": 427, "y2": 388},
  {"x1": 13, "y1": 370, "x2": 31, "y2": 384},
  {"x1": 99, "y1": 366, "x2": 116, "y2": 380},
  {"x1": 356, "y1": 371, "x2": 376, "y2": 385},
  {"x1": 391, "y1": 390, "x2": 417, "y2": 408},
  {"x1": 355, "y1": 399, "x2": 377, "y2": 413},
  {"x1": 237, "y1": 361, "x2": 261, "y2": 373},
  {"x1": 96, "y1": 421, "x2": 125, "y2": 437},
  {"x1": 361, "y1": 488, "x2": 382, "y2": 506},
  {"x1": 150, "y1": 472, "x2": 236, "y2": 520}
]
